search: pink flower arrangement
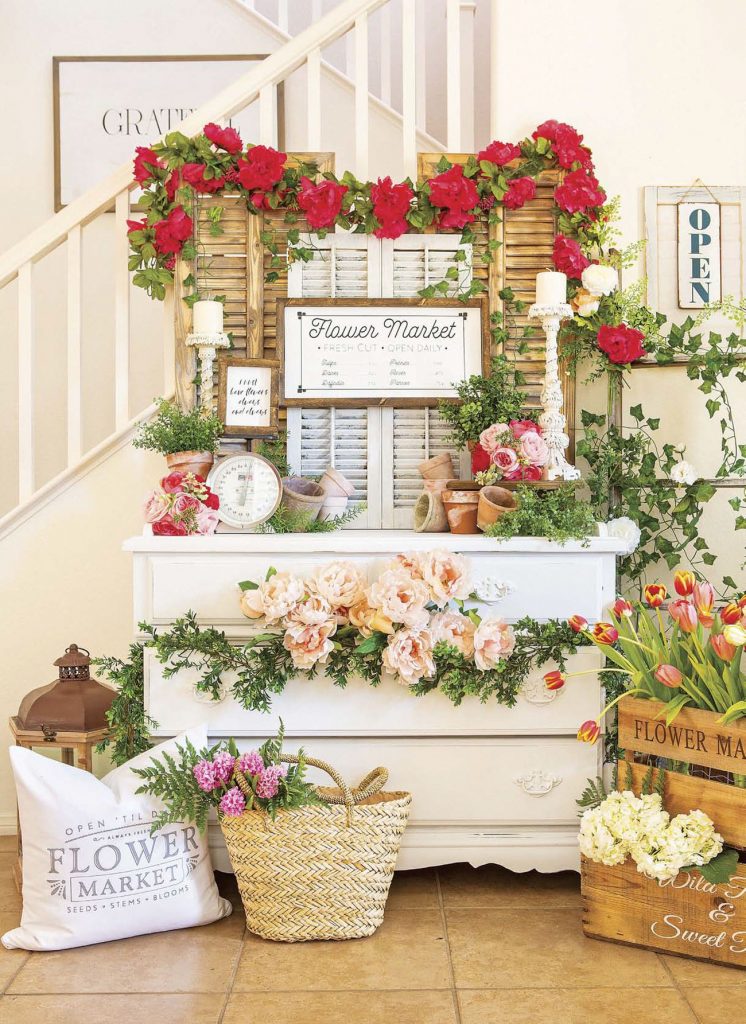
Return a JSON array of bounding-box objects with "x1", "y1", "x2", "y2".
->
[
  {"x1": 219, "y1": 787, "x2": 246, "y2": 817},
  {"x1": 473, "y1": 419, "x2": 549, "y2": 484},
  {"x1": 144, "y1": 471, "x2": 220, "y2": 536}
]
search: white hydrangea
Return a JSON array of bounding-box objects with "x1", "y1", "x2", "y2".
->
[{"x1": 580, "y1": 792, "x2": 724, "y2": 882}]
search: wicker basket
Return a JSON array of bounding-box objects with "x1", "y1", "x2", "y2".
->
[{"x1": 220, "y1": 754, "x2": 412, "y2": 942}]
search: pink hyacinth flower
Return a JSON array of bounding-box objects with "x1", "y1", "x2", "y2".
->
[
  {"x1": 193, "y1": 759, "x2": 218, "y2": 792},
  {"x1": 238, "y1": 750, "x2": 265, "y2": 776},
  {"x1": 219, "y1": 786, "x2": 247, "y2": 817},
  {"x1": 212, "y1": 751, "x2": 236, "y2": 785}
]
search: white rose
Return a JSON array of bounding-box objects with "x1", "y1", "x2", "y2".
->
[
  {"x1": 382, "y1": 628, "x2": 435, "y2": 686},
  {"x1": 581, "y1": 263, "x2": 618, "y2": 297},
  {"x1": 670, "y1": 460, "x2": 698, "y2": 486},
  {"x1": 604, "y1": 516, "x2": 641, "y2": 554},
  {"x1": 314, "y1": 560, "x2": 368, "y2": 612}
]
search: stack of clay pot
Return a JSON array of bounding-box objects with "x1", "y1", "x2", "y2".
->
[
  {"x1": 318, "y1": 466, "x2": 356, "y2": 520},
  {"x1": 281, "y1": 476, "x2": 326, "y2": 524},
  {"x1": 413, "y1": 453, "x2": 454, "y2": 533}
]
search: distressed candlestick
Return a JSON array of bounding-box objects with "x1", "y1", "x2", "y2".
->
[
  {"x1": 529, "y1": 298, "x2": 581, "y2": 482},
  {"x1": 186, "y1": 300, "x2": 230, "y2": 410}
]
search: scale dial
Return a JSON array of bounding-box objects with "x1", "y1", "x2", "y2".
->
[{"x1": 207, "y1": 454, "x2": 282, "y2": 530}]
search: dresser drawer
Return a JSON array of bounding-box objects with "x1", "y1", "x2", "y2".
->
[
  {"x1": 145, "y1": 646, "x2": 602, "y2": 738},
  {"x1": 137, "y1": 548, "x2": 611, "y2": 631}
]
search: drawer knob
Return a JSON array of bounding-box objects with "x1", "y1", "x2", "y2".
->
[
  {"x1": 473, "y1": 576, "x2": 515, "y2": 603},
  {"x1": 520, "y1": 676, "x2": 563, "y2": 705},
  {"x1": 514, "y1": 769, "x2": 563, "y2": 796}
]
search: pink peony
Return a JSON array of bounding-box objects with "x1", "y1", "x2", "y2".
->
[
  {"x1": 473, "y1": 617, "x2": 515, "y2": 671},
  {"x1": 193, "y1": 759, "x2": 218, "y2": 792},
  {"x1": 238, "y1": 750, "x2": 264, "y2": 776},
  {"x1": 519, "y1": 430, "x2": 549, "y2": 468},
  {"x1": 369, "y1": 569, "x2": 430, "y2": 629},
  {"x1": 212, "y1": 751, "x2": 236, "y2": 785},
  {"x1": 479, "y1": 423, "x2": 509, "y2": 454},
  {"x1": 382, "y1": 628, "x2": 436, "y2": 686},
  {"x1": 283, "y1": 618, "x2": 337, "y2": 669},
  {"x1": 314, "y1": 560, "x2": 367, "y2": 612},
  {"x1": 287, "y1": 592, "x2": 334, "y2": 626},
  {"x1": 491, "y1": 446, "x2": 520, "y2": 475},
  {"x1": 219, "y1": 786, "x2": 246, "y2": 817},
  {"x1": 429, "y1": 611, "x2": 476, "y2": 658},
  {"x1": 143, "y1": 487, "x2": 170, "y2": 523},
  {"x1": 509, "y1": 419, "x2": 540, "y2": 438},
  {"x1": 419, "y1": 550, "x2": 471, "y2": 606},
  {"x1": 261, "y1": 572, "x2": 306, "y2": 623}
]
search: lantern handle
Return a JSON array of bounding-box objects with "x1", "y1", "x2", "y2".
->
[{"x1": 66, "y1": 644, "x2": 90, "y2": 657}]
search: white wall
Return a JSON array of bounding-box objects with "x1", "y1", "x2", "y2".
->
[{"x1": 1, "y1": 0, "x2": 746, "y2": 827}]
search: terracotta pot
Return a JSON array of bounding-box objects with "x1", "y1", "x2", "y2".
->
[
  {"x1": 318, "y1": 466, "x2": 356, "y2": 498},
  {"x1": 418, "y1": 452, "x2": 455, "y2": 481},
  {"x1": 477, "y1": 486, "x2": 519, "y2": 532},
  {"x1": 165, "y1": 450, "x2": 214, "y2": 480},
  {"x1": 281, "y1": 476, "x2": 325, "y2": 522},
  {"x1": 319, "y1": 494, "x2": 349, "y2": 522},
  {"x1": 441, "y1": 489, "x2": 480, "y2": 534},
  {"x1": 413, "y1": 490, "x2": 448, "y2": 533},
  {"x1": 423, "y1": 479, "x2": 449, "y2": 494}
]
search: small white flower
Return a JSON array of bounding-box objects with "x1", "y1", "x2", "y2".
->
[
  {"x1": 605, "y1": 516, "x2": 641, "y2": 554},
  {"x1": 581, "y1": 263, "x2": 618, "y2": 297},
  {"x1": 670, "y1": 460, "x2": 698, "y2": 486}
]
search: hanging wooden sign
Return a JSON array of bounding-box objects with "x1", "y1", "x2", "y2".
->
[
  {"x1": 278, "y1": 297, "x2": 490, "y2": 407},
  {"x1": 677, "y1": 201, "x2": 721, "y2": 308}
]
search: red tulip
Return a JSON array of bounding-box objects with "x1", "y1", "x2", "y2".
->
[
  {"x1": 711, "y1": 634, "x2": 736, "y2": 662},
  {"x1": 568, "y1": 614, "x2": 588, "y2": 633},
  {"x1": 655, "y1": 663, "x2": 683, "y2": 688},
  {"x1": 669, "y1": 599, "x2": 698, "y2": 633},
  {"x1": 721, "y1": 602, "x2": 742, "y2": 625},
  {"x1": 612, "y1": 598, "x2": 634, "y2": 618},
  {"x1": 592, "y1": 622, "x2": 619, "y2": 645},
  {"x1": 673, "y1": 570, "x2": 695, "y2": 597},
  {"x1": 544, "y1": 670, "x2": 565, "y2": 691},
  {"x1": 577, "y1": 720, "x2": 601, "y2": 744},
  {"x1": 644, "y1": 584, "x2": 667, "y2": 608}
]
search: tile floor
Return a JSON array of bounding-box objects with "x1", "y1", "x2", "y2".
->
[{"x1": 1, "y1": 835, "x2": 745, "y2": 1023}]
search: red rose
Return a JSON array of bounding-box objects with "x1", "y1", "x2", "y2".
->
[
  {"x1": 471, "y1": 442, "x2": 491, "y2": 474},
  {"x1": 509, "y1": 419, "x2": 540, "y2": 438},
  {"x1": 297, "y1": 176, "x2": 348, "y2": 229},
  {"x1": 504, "y1": 463, "x2": 542, "y2": 482},
  {"x1": 133, "y1": 146, "x2": 163, "y2": 184},
  {"x1": 533, "y1": 120, "x2": 592, "y2": 170},
  {"x1": 165, "y1": 169, "x2": 180, "y2": 202},
  {"x1": 554, "y1": 169, "x2": 605, "y2": 214},
  {"x1": 153, "y1": 206, "x2": 193, "y2": 255},
  {"x1": 502, "y1": 176, "x2": 536, "y2": 210},
  {"x1": 477, "y1": 140, "x2": 521, "y2": 167},
  {"x1": 161, "y1": 471, "x2": 186, "y2": 494},
  {"x1": 152, "y1": 515, "x2": 187, "y2": 537},
  {"x1": 126, "y1": 218, "x2": 147, "y2": 235},
  {"x1": 597, "y1": 324, "x2": 647, "y2": 364},
  {"x1": 180, "y1": 163, "x2": 226, "y2": 194},
  {"x1": 236, "y1": 145, "x2": 287, "y2": 192},
  {"x1": 204, "y1": 490, "x2": 219, "y2": 510},
  {"x1": 371, "y1": 176, "x2": 414, "y2": 239},
  {"x1": 428, "y1": 165, "x2": 479, "y2": 230},
  {"x1": 203, "y1": 121, "x2": 243, "y2": 155},
  {"x1": 533, "y1": 119, "x2": 563, "y2": 143},
  {"x1": 552, "y1": 234, "x2": 590, "y2": 278}
]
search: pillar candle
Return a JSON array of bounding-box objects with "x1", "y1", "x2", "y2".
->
[
  {"x1": 192, "y1": 300, "x2": 224, "y2": 334},
  {"x1": 535, "y1": 271, "x2": 567, "y2": 306}
]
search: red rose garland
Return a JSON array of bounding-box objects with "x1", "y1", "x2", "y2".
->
[
  {"x1": 596, "y1": 324, "x2": 647, "y2": 364},
  {"x1": 502, "y1": 176, "x2": 536, "y2": 210},
  {"x1": 297, "y1": 177, "x2": 349, "y2": 229},
  {"x1": 552, "y1": 234, "x2": 591, "y2": 278},
  {"x1": 428, "y1": 164, "x2": 479, "y2": 230},
  {"x1": 476, "y1": 140, "x2": 521, "y2": 167},
  {"x1": 371, "y1": 176, "x2": 415, "y2": 239}
]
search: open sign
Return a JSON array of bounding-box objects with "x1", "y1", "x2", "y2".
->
[{"x1": 678, "y1": 201, "x2": 721, "y2": 308}]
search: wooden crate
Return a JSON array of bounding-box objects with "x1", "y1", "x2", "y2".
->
[{"x1": 582, "y1": 856, "x2": 746, "y2": 969}]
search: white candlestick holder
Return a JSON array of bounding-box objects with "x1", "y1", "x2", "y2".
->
[
  {"x1": 185, "y1": 331, "x2": 231, "y2": 410},
  {"x1": 528, "y1": 302, "x2": 581, "y2": 482}
]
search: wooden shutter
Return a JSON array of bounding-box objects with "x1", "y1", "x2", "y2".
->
[{"x1": 384, "y1": 234, "x2": 473, "y2": 297}]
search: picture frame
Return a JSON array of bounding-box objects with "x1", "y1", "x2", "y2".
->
[
  {"x1": 278, "y1": 297, "x2": 491, "y2": 408},
  {"x1": 53, "y1": 55, "x2": 286, "y2": 210},
  {"x1": 217, "y1": 356, "x2": 280, "y2": 438}
]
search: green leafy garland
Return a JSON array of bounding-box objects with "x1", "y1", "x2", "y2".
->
[
  {"x1": 93, "y1": 643, "x2": 156, "y2": 766},
  {"x1": 140, "y1": 611, "x2": 587, "y2": 713}
]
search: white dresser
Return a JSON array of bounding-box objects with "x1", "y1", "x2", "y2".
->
[{"x1": 124, "y1": 531, "x2": 626, "y2": 873}]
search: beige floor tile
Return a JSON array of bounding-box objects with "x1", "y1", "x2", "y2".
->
[
  {"x1": 446, "y1": 909, "x2": 672, "y2": 989},
  {"x1": 233, "y1": 910, "x2": 451, "y2": 991},
  {"x1": 662, "y1": 953, "x2": 746, "y2": 985},
  {"x1": 439, "y1": 865, "x2": 580, "y2": 909},
  {"x1": 0, "y1": 858, "x2": 21, "y2": 915},
  {"x1": 224, "y1": 990, "x2": 457, "y2": 1024},
  {"x1": 681, "y1": 987, "x2": 746, "y2": 1022},
  {"x1": 386, "y1": 868, "x2": 439, "y2": 910},
  {"x1": 8, "y1": 912, "x2": 244, "y2": 994},
  {"x1": 0, "y1": 912, "x2": 28, "y2": 993},
  {"x1": 0, "y1": 993, "x2": 223, "y2": 1024},
  {"x1": 458, "y1": 987, "x2": 697, "y2": 1024}
]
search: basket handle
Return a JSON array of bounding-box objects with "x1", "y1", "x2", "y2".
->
[{"x1": 280, "y1": 754, "x2": 389, "y2": 807}]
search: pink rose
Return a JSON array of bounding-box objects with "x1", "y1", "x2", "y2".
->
[
  {"x1": 161, "y1": 471, "x2": 186, "y2": 493},
  {"x1": 172, "y1": 493, "x2": 201, "y2": 517},
  {"x1": 473, "y1": 617, "x2": 515, "y2": 671},
  {"x1": 519, "y1": 430, "x2": 549, "y2": 468},
  {"x1": 382, "y1": 628, "x2": 436, "y2": 686},
  {"x1": 509, "y1": 419, "x2": 540, "y2": 438},
  {"x1": 196, "y1": 506, "x2": 219, "y2": 535},
  {"x1": 491, "y1": 446, "x2": 520, "y2": 475},
  {"x1": 143, "y1": 487, "x2": 170, "y2": 523},
  {"x1": 479, "y1": 423, "x2": 509, "y2": 453}
]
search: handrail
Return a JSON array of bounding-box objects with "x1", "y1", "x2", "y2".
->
[{"x1": 0, "y1": 0, "x2": 388, "y2": 290}]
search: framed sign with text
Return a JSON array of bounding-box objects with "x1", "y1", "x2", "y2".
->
[
  {"x1": 53, "y1": 55, "x2": 286, "y2": 209},
  {"x1": 278, "y1": 297, "x2": 490, "y2": 407},
  {"x1": 217, "y1": 357, "x2": 279, "y2": 437},
  {"x1": 677, "y1": 201, "x2": 721, "y2": 308}
]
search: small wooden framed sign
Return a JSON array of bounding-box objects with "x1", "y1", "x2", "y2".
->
[
  {"x1": 677, "y1": 201, "x2": 722, "y2": 308},
  {"x1": 217, "y1": 357, "x2": 279, "y2": 437},
  {"x1": 278, "y1": 297, "x2": 490, "y2": 407}
]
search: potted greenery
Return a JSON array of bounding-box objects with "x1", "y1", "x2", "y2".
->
[{"x1": 133, "y1": 398, "x2": 222, "y2": 478}]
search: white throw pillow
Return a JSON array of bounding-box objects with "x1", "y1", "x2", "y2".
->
[{"x1": 2, "y1": 726, "x2": 232, "y2": 951}]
